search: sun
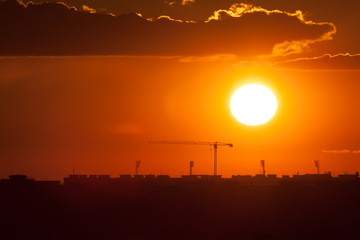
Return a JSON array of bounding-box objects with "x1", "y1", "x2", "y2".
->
[{"x1": 230, "y1": 84, "x2": 277, "y2": 125}]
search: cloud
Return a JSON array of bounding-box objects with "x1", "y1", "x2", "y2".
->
[
  {"x1": 322, "y1": 149, "x2": 360, "y2": 154},
  {"x1": 182, "y1": 0, "x2": 195, "y2": 6},
  {"x1": 178, "y1": 54, "x2": 237, "y2": 63},
  {"x1": 0, "y1": 0, "x2": 335, "y2": 57},
  {"x1": 206, "y1": 3, "x2": 336, "y2": 56},
  {"x1": 164, "y1": 1, "x2": 176, "y2": 7},
  {"x1": 164, "y1": 0, "x2": 194, "y2": 7},
  {"x1": 274, "y1": 53, "x2": 360, "y2": 70},
  {"x1": 82, "y1": 5, "x2": 96, "y2": 14}
]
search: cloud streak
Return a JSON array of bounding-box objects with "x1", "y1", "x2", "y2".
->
[
  {"x1": 0, "y1": 0, "x2": 335, "y2": 57},
  {"x1": 274, "y1": 53, "x2": 360, "y2": 70},
  {"x1": 322, "y1": 149, "x2": 360, "y2": 154}
]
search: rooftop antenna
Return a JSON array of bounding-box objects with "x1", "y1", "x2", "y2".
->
[
  {"x1": 135, "y1": 160, "x2": 141, "y2": 175},
  {"x1": 314, "y1": 160, "x2": 319, "y2": 174},
  {"x1": 260, "y1": 160, "x2": 265, "y2": 175},
  {"x1": 72, "y1": 168, "x2": 76, "y2": 175},
  {"x1": 190, "y1": 161, "x2": 194, "y2": 176}
]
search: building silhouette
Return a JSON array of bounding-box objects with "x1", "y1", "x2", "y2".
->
[{"x1": 0, "y1": 172, "x2": 359, "y2": 240}]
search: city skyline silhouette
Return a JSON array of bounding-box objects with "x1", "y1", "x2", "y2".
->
[{"x1": 1, "y1": 172, "x2": 359, "y2": 239}]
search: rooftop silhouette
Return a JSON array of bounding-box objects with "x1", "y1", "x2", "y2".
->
[{"x1": 1, "y1": 173, "x2": 359, "y2": 239}]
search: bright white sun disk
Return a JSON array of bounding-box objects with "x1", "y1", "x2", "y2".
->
[{"x1": 230, "y1": 84, "x2": 277, "y2": 125}]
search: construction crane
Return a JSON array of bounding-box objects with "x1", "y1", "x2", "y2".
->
[{"x1": 148, "y1": 141, "x2": 233, "y2": 176}]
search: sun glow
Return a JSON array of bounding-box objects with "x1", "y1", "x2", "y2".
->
[{"x1": 230, "y1": 84, "x2": 277, "y2": 125}]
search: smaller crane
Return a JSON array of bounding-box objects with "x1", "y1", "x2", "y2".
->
[{"x1": 148, "y1": 141, "x2": 233, "y2": 175}]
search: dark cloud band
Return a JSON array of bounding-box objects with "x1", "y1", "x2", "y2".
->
[{"x1": 0, "y1": 0, "x2": 335, "y2": 57}]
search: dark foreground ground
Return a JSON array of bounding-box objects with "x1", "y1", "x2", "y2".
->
[{"x1": 1, "y1": 180, "x2": 359, "y2": 240}]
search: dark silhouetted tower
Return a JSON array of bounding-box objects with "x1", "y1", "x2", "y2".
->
[
  {"x1": 136, "y1": 160, "x2": 141, "y2": 175},
  {"x1": 315, "y1": 160, "x2": 320, "y2": 174},
  {"x1": 190, "y1": 161, "x2": 194, "y2": 176},
  {"x1": 260, "y1": 160, "x2": 265, "y2": 175}
]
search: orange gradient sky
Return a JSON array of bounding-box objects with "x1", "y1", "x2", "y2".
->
[
  {"x1": 0, "y1": 0, "x2": 359, "y2": 179},
  {"x1": 1, "y1": 56, "x2": 359, "y2": 179}
]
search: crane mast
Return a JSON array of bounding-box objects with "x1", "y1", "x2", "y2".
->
[{"x1": 148, "y1": 141, "x2": 233, "y2": 175}]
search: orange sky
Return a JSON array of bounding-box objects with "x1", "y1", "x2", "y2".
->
[
  {"x1": 0, "y1": 0, "x2": 359, "y2": 179},
  {"x1": 0, "y1": 56, "x2": 359, "y2": 179}
]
